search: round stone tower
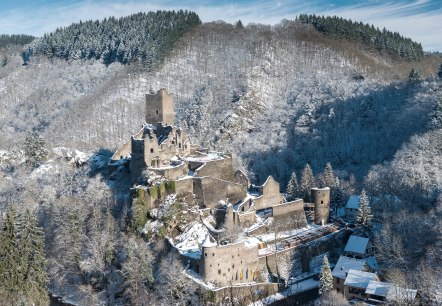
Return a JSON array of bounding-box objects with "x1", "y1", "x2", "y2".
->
[
  {"x1": 312, "y1": 187, "x2": 330, "y2": 225},
  {"x1": 200, "y1": 235, "x2": 218, "y2": 281}
]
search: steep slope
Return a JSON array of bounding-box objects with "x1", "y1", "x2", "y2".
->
[{"x1": 0, "y1": 21, "x2": 440, "y2": 187}]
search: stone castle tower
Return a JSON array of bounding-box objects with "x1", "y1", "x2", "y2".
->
[
  {"x1": 145, "y1": 88, "x2": 175, "y2": 125},
  {"x1": 312, "y1": 187, "x2": 330, "y2": 225}
]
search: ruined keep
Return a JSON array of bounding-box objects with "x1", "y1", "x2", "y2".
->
[
  {"x1": 145, "y1": 88, "x2": 175, "y2": 126},
  {"x1": 109, "y1": 88, "x2": 191, "y2": 180}
]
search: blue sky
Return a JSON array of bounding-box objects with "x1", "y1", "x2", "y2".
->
[{"x1": 0, "y1": 0, "x2": 440, "y2": 51}]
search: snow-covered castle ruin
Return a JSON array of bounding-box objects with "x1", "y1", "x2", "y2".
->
[{"x1": 110, "y1": 89, "x2": 347, "y2": 289}]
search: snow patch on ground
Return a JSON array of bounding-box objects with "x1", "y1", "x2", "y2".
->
[
  {"x1": 53, "y1": 147, "x2": 91, "y2": 166},
  {"x1": 173, "y1": 222, "x2": 210, "y2": 259}
]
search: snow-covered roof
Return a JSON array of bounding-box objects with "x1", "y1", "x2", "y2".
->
[
  {"x1": 202, "y1": 234, "x2": 217, "y2": 248},
  {"x1": 332, "y1": 256, "x2": 367, "y2": 279},
  {"x1": 346, "y1": 195, "x2": 360, "y2": 209},
  {"x1": 386, "y1": 286, "x2": 418, "y2": 302},
  {"x1": 365, "y1": 280, "x2": 391, "y2": 297},
  {"x1": 344, "y1": 269, "x2": 378, "y2": 289},
  {"x1": 344, "y1": 235, "x2": 369, "y2": 255}
]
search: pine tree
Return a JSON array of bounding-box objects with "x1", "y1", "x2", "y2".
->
[
  {"x1": 286, "y1": 171, "x2": 299, "y2": 200},
  {"x1": 356, "y1": 189, "x2": 373, "y2": 226},
  {"x1": 300, "y1": 163, "x2": 314, "y2": 202},
  {"x1": 408, "y1": 68, "x2": 422, "y2": 81},
  {"x1": 319, "y1": 255, "x2": 334, "y2": 294},
  {"x1": 24, "y1": 131, "x2": 49, "y2": 168},
  {"x1": 324, "y1": 162, "x2": 335, "y2": 188},
  {"x1": 19, "y1": 209, "x2": 49, "y2": 305},
  {"x1": 430, "y1": 98, "x2": 442, "y2": 130},
  {"x1": 331, "y1": 177, "x2": 344, "y2": 214},
  {"x1": 0, "y1": 207, "x2": 22, "y2": 302}
]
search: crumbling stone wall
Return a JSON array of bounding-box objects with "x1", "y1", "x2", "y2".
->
[
  {"x1": 272, "y1": 200, "x2": 307, "y2": 229},
  {"x1": 298, "y1": 229, "x2": 350, "y2": 272},
  {"x1": 130, "y1": 138, "x2": 146, "y2": 180},
  {"x1": 193, "y1": 177, "x2": 246, "y2": 208},
  {"x1": 150, "y1": 162, "x2": 187, "y2": 180},
  {"x1": 110, "y1": 139, "x2": 131, "y2": 161},
  {"x1": 194, "y1": 157, "x2": 234, "y2": 182},
  {"x1": 175, "y1": 177, "x2": 194, "y2": 196},
  {"x1": 237, "y1": 211, "x2": 256, "y2": 227},
  {"x1": 234, "y1": 170, "x2": 249, "y2": 189},
  {"x1": 254, "y1": 176, "x2": 284, "y2": 210}
]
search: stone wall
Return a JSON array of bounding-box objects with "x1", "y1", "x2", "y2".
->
[
  {"x1": 145, "y1": 88, "x2": 175, "y2": 125},
  {"x1": 237, "y1": 211, "x2": 256, "y2": 227},
  {"x1": 194, "y1": 157, "x2": 234, "y2": 182},
  {"x1": 150, "y1": 162, "x2": 188, "y2": 180},
  {"x1": 130, "y1": 138, "x2": 146, "y2": 181},
  {"x1": 213, "y1": 283, "x2": 279, "y2": 304},
  {"x1": 254, "y1": 176, "x2": 284, "y2": 210},
  {"x1": 111, "y1": 139, "x2": 131, "y2": 161},
  {"x1": 175, "y1": 177, "x2": 194, "y2": 196},
  {"x1": 272, "y1": 200, "x2": 308, "y2": 229},
  {"x1": 234, "y1": 170, "x2": 250, "y2": 189},
  {"x1": 193, "y1": 177, "x2": 246, "y2": 208},
  {"x1": 298, "y1": 228, "x2": 350, "y2": 272},
  {"x1": 201, "y1": 241, "x2": 260, "y2": 286}
]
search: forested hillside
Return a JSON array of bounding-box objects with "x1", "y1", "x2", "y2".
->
[
  {"x1": 0, "y1": 13, "x2": 441, "y2": 305},
  {"x1": 33, "y1": 10, "x2": 201, "y2": 65},
  {"x1": 0, "y1": 34, "x2": 35, "y2": 48},
  {"x1": 298, "y1": 14, "x2": 424, "y2": 61}
]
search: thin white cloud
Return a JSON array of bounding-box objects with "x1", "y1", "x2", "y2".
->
[{"x1": 0, "y1": 0, "x2": 440, "y2": 51}]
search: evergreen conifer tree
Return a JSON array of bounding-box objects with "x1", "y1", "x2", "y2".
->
[
  {"x1": 430, "y1": 98, "x2": 442, "y2": 130},
  {"x1": 319, "y1": 255, "x2": 333, "y2": 294},
  {"x1": 286, "y1": 171, "x2": 299, "y2": 200},
  {"x1": 300, "y1": 163, "x2": 314, "y2": 201},
  {"x1": 24, "y1": 131, "x2": 49, "y2": 168},
  {"x1": 408, "y1": 68, "x2": 422, "y2": 81},
  {"x1": 0, "y1": 207, "x2": 22, "y2": 302},
  {"x1": 324, "y1": 162, "x2": 335, "y2": 188},
  {"x1": 19, "y1": 209, "x2": 49, "y2": 305},
  {"x1": 356, "y1": 189, "x2": 373, "y2": 226}
]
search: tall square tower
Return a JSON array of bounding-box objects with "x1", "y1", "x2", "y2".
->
[{"x1": 145, "y1": 88, "x2": 175, "y2": 125}]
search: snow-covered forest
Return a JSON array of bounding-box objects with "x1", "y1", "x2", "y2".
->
[{"x1": 0, "y1": 12, "x2": 441, "y2": 305}]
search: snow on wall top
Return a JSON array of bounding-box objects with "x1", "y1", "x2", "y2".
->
[
  {"x1": 344, "y1": 235, "x2": 369, "y2": 255},
  {"x1": 174, "y1": 222, "x2": 210, "y2": 257},
  {"x1": 183, "y1": 152, "x2": 225, "y2": 163},
  {"x1": 201, "y1": 234, "x2": 218, "y2": 248},
  {"x1": 344, "y1": 269, "x2": 378, "y2": 289}
]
